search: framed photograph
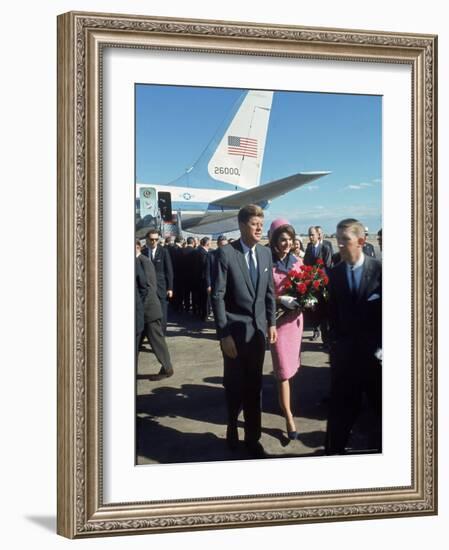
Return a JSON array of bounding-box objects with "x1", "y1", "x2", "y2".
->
[{"x1": 57, "y1": 11, "x2": 437, "y2": 538}]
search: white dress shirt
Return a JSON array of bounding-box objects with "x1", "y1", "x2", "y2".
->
[{"x1": 240, "y1": 239, "x2": 258, "y2": 271}]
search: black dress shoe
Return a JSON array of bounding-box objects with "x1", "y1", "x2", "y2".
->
[
  {"x1": 311, "y1": 329, "x2": 321, "y2": 341},
  {"x1": 226, "y1": 425, "x2": 239, "y2": 450},
  {"x1": 148, "y1": 366, "x2": 174, "y2": 381},
  {"x1": 245, "y1": 441, "x2": 266, "y2": 459}
]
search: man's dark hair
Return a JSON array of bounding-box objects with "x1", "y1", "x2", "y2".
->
[
  {"x1": 336, "y1": 218, "x2": 365, "y2": 238},
  {"x1": 186, "y1": 236, "x2": 195, "y2": 245},
  {"x1": 145, "y1": 228, "x2": 160, "y2": 238},
  {"x1": 238, "y1": 204, "x2": 264, "y2": 225},
  {"x1": 200, "y1": 236, "x2": 210, "y2": 247}
]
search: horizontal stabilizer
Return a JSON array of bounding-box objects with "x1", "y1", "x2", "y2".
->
[
  {"x1": 209, "y1": 171, "x2": 331, "y2": 209},
  {"x1": 181, "y1": 209, "x2": 240, "y2": 232}
]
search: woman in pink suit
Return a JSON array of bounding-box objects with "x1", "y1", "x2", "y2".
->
[{"x1": 269, "y1": 219, "x2": 304, "y2": 440}]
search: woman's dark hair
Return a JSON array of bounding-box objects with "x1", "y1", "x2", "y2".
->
[{"x1": 270, "y1": 224, "x2": 296, "y2": 255}]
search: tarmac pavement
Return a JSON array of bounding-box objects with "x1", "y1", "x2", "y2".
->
[{"x1": 136, "y1": 309, "x2": 378, "y2": 464}]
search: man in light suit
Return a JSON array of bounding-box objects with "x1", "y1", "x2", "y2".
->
[
  {"x1": 211, "y1": 205, "x2": 277, "y2": 459},
  {"x1": 325, "y1": 219, "x2": 382, "y2": 455}
]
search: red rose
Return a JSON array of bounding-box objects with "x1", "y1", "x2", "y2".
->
[
  {"x1": 316, "y1": 258, "x2": 324, "y2": 266},
  {"x1": 298, "y1": 283, "x2": 307, "y2": 294},
  {"x1": 313, "y1": 280, "x2": 320, "y2": 290},
  {"x1": 323, "y1": 275, "x2": 329, "y2": 285},
  {"x1": 284, "y1": 280, "x2": 292, "y2": 290}
]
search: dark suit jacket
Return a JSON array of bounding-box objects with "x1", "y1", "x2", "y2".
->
[
  {"x1": 211, "y1": 239, "x2": 276, "y2": 345},
  {"x1": 193, "y1": 246, "x2": 209, "y2": 283},
  {"x1": 206, "y1": 249, "x2": 218, "y2": 288},
  {"x1": 304, "y1": 242, "x2": 332, "y2": 269},
  {"x1": 328, "y1": 255, "x2": 382, "y2": 361},
  {"x1": 323, "y1": 239, "x2": 334, "y2": 256},
  {"x1": 143, "y1": 245, "x2": 173, "y2": 300},
  {"x1": 181, "y1": 246, "x2": 196, "y2": 285},
  {"x1": 135, "y1": 258, "x2": 147, "y2": 336},
  {"x1": 137, "y1": 254, "x2": 163, "y2": 322}
]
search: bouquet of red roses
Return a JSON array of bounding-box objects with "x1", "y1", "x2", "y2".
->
[{"x1": 276, "y1": 258, "x2": 329, "y2": 320}]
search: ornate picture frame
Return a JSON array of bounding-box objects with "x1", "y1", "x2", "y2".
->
[{"x1": 57, "y1": 11, "x2": 437, "y2": 538}]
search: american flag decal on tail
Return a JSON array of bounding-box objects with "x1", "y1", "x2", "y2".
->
[{"x1": 227, "y1": 135, "x2": 258, "y2": 158}]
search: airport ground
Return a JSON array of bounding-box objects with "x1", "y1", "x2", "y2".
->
[{"x1": 136, "y1": 306, "x2": 380, "y2": 465}]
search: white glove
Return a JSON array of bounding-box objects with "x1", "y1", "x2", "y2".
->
[{"x1": 279, "y1": 295, "x2": 299, "y2": 310}]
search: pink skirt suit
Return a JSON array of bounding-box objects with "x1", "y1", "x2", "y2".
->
[{"x1": 270, "y1": 254, "x2": 304, "y2": 382}]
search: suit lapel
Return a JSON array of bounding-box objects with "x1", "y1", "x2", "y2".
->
[
  {"x1": 255, "y1": 245, "x2": 264, "y2": 294},
  {"x1": 234, "y1": 240, "x2": 255, "y2": 298},
  {"x1": 357, "y1": 256, "x2": 372, "y2": 302},
  {"x1": 337, "y1": 262, "x2": 352, "y2": 301}
]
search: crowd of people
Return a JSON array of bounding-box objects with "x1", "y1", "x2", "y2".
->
[{"x1": 135, "y1": 204, "x2": 383, "y2": 458}]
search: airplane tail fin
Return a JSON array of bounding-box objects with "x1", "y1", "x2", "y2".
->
[{"x1": 207, "y1": 90, "x2": 273, "y2": 190}]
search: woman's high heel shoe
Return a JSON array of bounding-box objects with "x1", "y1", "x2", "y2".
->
[{"x1": 286, "y1": 417, "x2": 298, "y2": 440}]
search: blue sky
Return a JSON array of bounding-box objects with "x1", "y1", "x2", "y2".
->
[{"x1": 135, "y1": 85, "x2": 382, "y2": 235}]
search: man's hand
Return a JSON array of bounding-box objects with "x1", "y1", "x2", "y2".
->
[
  {"x1": 167, "y1": 290, "x2": 173, "y2": 299},
  {"x1": 220, "y1": 335, "x2": 238, "y2": 359},
  {"x1": 268, "y1": 326, "x2": 277, "y2": 344}
]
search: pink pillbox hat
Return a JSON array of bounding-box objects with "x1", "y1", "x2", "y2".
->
[{"x1": 269, "y1": 218, "x2": 290, "y2": 235}]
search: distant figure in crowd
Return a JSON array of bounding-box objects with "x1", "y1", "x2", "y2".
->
[
  {"x1": 194, "y1": 236, "x2": 211, "y2": 321},
  {"x1": 304, "y1": 225, "x2": 332, "y2": 269},
  {"x1": 362, "y1": 226, "x2": 376, "y2": 257},
  {"x1": 143, "y1": 229, "x2": 173, "y2": 333},
  {"x1": 316, "y1": 225, "x2": 334, "y2": 257},
  {"x1": 136, "y1": 241, "x2": 174, "y2": 379},
  {"x1": 164, "y1": 235, "x2": 175, "y2": 248},
  {"x1": 291, "y1": 236, "x2": 305, "y2": 258},
  {"x1": 182, "y1": 236, "x2": 196, "y2": 313},
  {"x1": 170, "y1": 237, "x2": 185, "y2": 312},
  {"x1": 325, "y1": 219, "x2": 382, "y2": 455},
  {"x1": 206, "y1": 235, "x2": 228, "y2": 293},
  {"x1": 212, "y1": 204, "x2": 277, "y2": 459},
  {"x1": 377, "y1": 228, "x2": 382, "y2": 252},
  {"x1": 304, "y1": 225, "x2": 332, "y2": 343},
  {"x1": 269, "y1": 219, "x2": 304, "y2": 440},
  {"x1": 135, "y1": 256, "x2": 147, "y2": 358}
]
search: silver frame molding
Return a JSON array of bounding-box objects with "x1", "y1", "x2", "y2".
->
[{"x1": 57, "y1": 11, "x2": 438, "y2": 538}]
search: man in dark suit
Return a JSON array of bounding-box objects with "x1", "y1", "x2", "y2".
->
[
  {"x1": 304, "y1": 225, "x2": 333, "y2": 269},
  {"x1": 363, "y1": 226, "x2": 376, "y2": 257},
  {"x1": 316, "y1": 225, "x2": 334, "y2": 257},
  {"x1": 211, "y1": 204, "x2": 277, "y2": 459},
  {"x1": 206, "y1": 235, "x2": 228, "y2": 292},
  {"x1": 304, "y1": 225, "x2": 332, "y2": 343},
  {"x1": 193, "y1": 236, "x2": 211, "y2": 321},
  {"x1": 135, "y1": 257, "x2": 147, "y2": 358},
  {"x1": 181, "y1": 236, "x2": 196, "y2": 313},
  {"x1": 136, "y1": 241, "x2": 174, "y2": 380},
  {"x1": 325, "y1": 219, "x2": 382, "y2": 455},
  {"x1": 170, "y1": 237, "x2": 185, "y2": 312},
  {"x1": 143, "y1": 229, "x2": 174, "y2": 332}
]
